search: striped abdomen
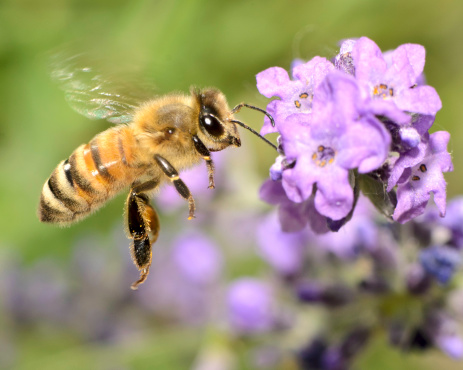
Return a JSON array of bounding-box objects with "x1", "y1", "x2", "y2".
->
[{"x1": 39, "y1": 126, "x2": 144, "y2": 225}]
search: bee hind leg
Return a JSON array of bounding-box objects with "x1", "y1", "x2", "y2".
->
[{"x1": 126, "y1": 180, "x2": 160, "y2": 290}]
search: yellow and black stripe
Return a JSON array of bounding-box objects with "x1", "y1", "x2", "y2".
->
[{"x1": 38, "y1": 127, "x2": 142, "y2": 225}]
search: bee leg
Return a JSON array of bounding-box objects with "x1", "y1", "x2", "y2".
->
[
  {"x1": 192, "y1": 135, "x2": 215, "y2": 189},
  {"x1": 126, "y1": 180, "x2": 160, "y2": 290},
  {"x1": 154, "y1": 154, "x2": 196, "y2": 219}
]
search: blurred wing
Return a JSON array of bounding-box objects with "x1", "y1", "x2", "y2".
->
[{"x1": 50, "y1": 52, "x2": 155, "y2": 124}]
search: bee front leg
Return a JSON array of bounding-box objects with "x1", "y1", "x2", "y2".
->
[
  {"x1": 192, "y1": 135, "x2": 215, "y2": 189},
  {"x1": 154, "y1": 154, "x2": 196, "y2": 220},
  {"x1": 126, "y1": 181, "x2": 160, "y2": 290}
]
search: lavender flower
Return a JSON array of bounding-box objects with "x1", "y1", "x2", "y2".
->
[
  {"x1": 420, "y1": 245, "x2": 461, "y2": 284},
  {"x1": 257, "y1": 36, "x2": 452, "y2": 229},
  {"x1": 350, "y1": 37, "x2": 442, "y2": 118},
  {"x1": 436, "y1": 333, "x2": 463, "y2": 359},
  {"x1": 227, "y1": 278, "x2": 276, "y2": 335},
  {"x1": 312, "y1": 196, "x2": 378, "y2": 259},
  {"x1": 136, "y1": 230, "x2": 223, "y2": 325},
  {"x1": 393, "y1": 131, "x2": 453, "y2": 223},
  {"x1": 434, "y1": 197, "x2": 463, "y2": 248},
  {"x1": 256, "y1": 56, "x2": 335, "y2": 135},
  {"x1": 172, "y1": 232, "x2": 223, "y2": 285},
  {"x1": 256, "y1": 211, "x2": 307, "y2": 276},
  {"x1": 279, "y1": 72, "x2": 390, "y2": 220},
  {"x1": 259, "y1": 178, "x2": 328, "y2": 233}
]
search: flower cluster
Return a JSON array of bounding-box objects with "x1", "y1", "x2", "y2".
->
[
  {"x1": 257, "y1": 37, "x2": 452, "y2": 231},
  {"x1": 256, "y1": 196, "x2": 463, "y2": 368}
]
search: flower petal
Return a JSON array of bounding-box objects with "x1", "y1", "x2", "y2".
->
[
  {"x1": 392, "y1": 43, "x2": 426, "y2": 80},
  {"x1": 338, "y1": 116, "x2": 391, "y2": 173},
  {"x1": 314, "y1": 166, "x2": 353, "y2": 220},
  {"x1": 256, "y1": 67, "x2": 291, "y2": 98},
  {"x1": 397, "y1": 85, "x2": 442, "y2": 115},
  {"x1": 351, "y1": 37, "x2": 387, "y2": 83},
  {"x1": 293, "y1": 56, "x2": 335, "y2": 87},
  {"x1": 260, "y1": 100, "x2": 279, "y2": 136}
]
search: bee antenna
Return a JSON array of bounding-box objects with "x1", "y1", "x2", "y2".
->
[
  {"x1": 231, "y1": 103, "x2": 276, "y2": 127},
  {"x1": 230, "y1": 119, "x2": 278, "y2": 151}
]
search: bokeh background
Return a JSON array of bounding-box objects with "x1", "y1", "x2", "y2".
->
[{"x1": 1, "y1": 0, "x2": 462, "y2": 369}]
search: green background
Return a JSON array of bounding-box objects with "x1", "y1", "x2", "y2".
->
[{"x1": 0, "y1": 0, "x2": 462, "y2": 369}]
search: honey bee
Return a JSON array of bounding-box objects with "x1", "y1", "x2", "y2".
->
[{"x1": 38, "y1": 55, "x2": 276, "y2": 290}]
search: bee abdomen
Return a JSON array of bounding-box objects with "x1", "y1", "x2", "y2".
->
[
  {"x1": 38, "y1": 157, "x2": 93, "y2": 224},
  {"x1": 38, "y1": 127, "x2": 138, "y2": 225}
]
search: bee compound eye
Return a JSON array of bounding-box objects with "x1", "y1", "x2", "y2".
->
[{"x1": 200, "y1": 114, "x2": 224, "y2": 138}]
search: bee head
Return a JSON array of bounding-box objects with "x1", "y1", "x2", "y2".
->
[{"x1": 193, "y1": 87, "x2": 241, "y2": 151}]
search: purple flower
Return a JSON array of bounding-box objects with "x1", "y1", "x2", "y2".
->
[
  {"x1": 279, "y1": 72, "x2": 390, "y2": 220},
  {"x1": 256, "y1": 56, "x2": 335, "y2": 135},
  {"x1": 419, "y1": 245, "x2": 461, "y2": 284},
  {"x1": 426, "y1": 197, "x2": 463, "y2": 249},
  {"x1": 351, "y1": 37, "x2": 442, "y2": 118},
  {"x1": 172, "y1": 232, "x2": 223, "y2": 285},
  {"x1": 435, "y1": 333, "x2": 463, "y2": 359},
  {"x1": 259, "y1": 178, "x2": 328, "y2": 233},
  {"x1": 256, "y1": 212, "x2": 307, "y2": 276},
  {"x1": 427, "y1": 312, "x2": 463, "y2": 359},
  {"x1": 227, "y1": 278, "x2": 276, "y2": 334},
  {"x1": 257, "y1": 36, "x2": 450, "y2": 228},
  {"x1": 387, "y1": 114, "x2": 438, "y2": 193},
  {"x1": 313, "y1": 196, "x2": 378, "y2": 259},
  {"x1": 393, "y1": 131, "x2": 453, "y2": 223}
]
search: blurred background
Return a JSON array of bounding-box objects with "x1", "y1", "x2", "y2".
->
[{"x1": 1, "y1": 0, "x2": 462, "y2": 369}]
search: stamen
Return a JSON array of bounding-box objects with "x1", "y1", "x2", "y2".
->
[
  {"x1": 312, "y1": 145, "x2": 336, "y2": 168},
  {"x1": 295, "y1": 100, "x2": 301, "y2": 108},
  {"x1": 373, "y1": 83, "x2": 394, "y2": 99},
  {"x1": 412, "y1": 175, "x2": 421, "y2": 181},
  {"x1": 419, "y1": 164, "x2": 427, "y2": 172},
  {"x1": 299, "y1": 93, "x2": 309, "y2": 99}
]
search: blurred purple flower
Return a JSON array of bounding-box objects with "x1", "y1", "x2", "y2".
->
[
  {"x1": 420, "y1": 245, "x2": 461, "y2": 284},
  {"x1": 435, "y1": 333, "x2": 463, "y2": 359},
  {"x1": 259, "y1": 178, "x2": 328, "y2": 233},
  {"x1": 227, "y1": 278, "x2": 276, "y2": 335},
  {"x1": 172, "y1": 232, "x2": 223, "y2": 285},
  {"x1": 313, "y1": 196, "x2": 378, "y2": 259},
  {"x1": 426, "y1": 196, "x2": 463, "y2": 249},
  {"x1": 135, "y1": 231, "x2": 222, "y2": 326},
  {"x1": 256, "y1": 212, "x2": 307, "y2": 276},
  {"x1": 426, "y1": 312, "x2": 463, "y2": 359}
]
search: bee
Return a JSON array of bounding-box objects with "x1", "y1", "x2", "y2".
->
[{"x1": 38, "y1": 55, "x2": 276, "y2": 290}]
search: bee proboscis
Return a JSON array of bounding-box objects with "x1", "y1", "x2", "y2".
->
[{"x1": 38, "y1": 58, "x2": 276, "y2": 289}]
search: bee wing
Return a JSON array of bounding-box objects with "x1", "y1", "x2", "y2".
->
[{"x1": 50, "y1": 52, "x2": 156, "y2": 124}]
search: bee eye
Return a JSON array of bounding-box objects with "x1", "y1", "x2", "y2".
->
[{"x1": 200, "y1": 114, "x2": 224, "y2": 138}]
